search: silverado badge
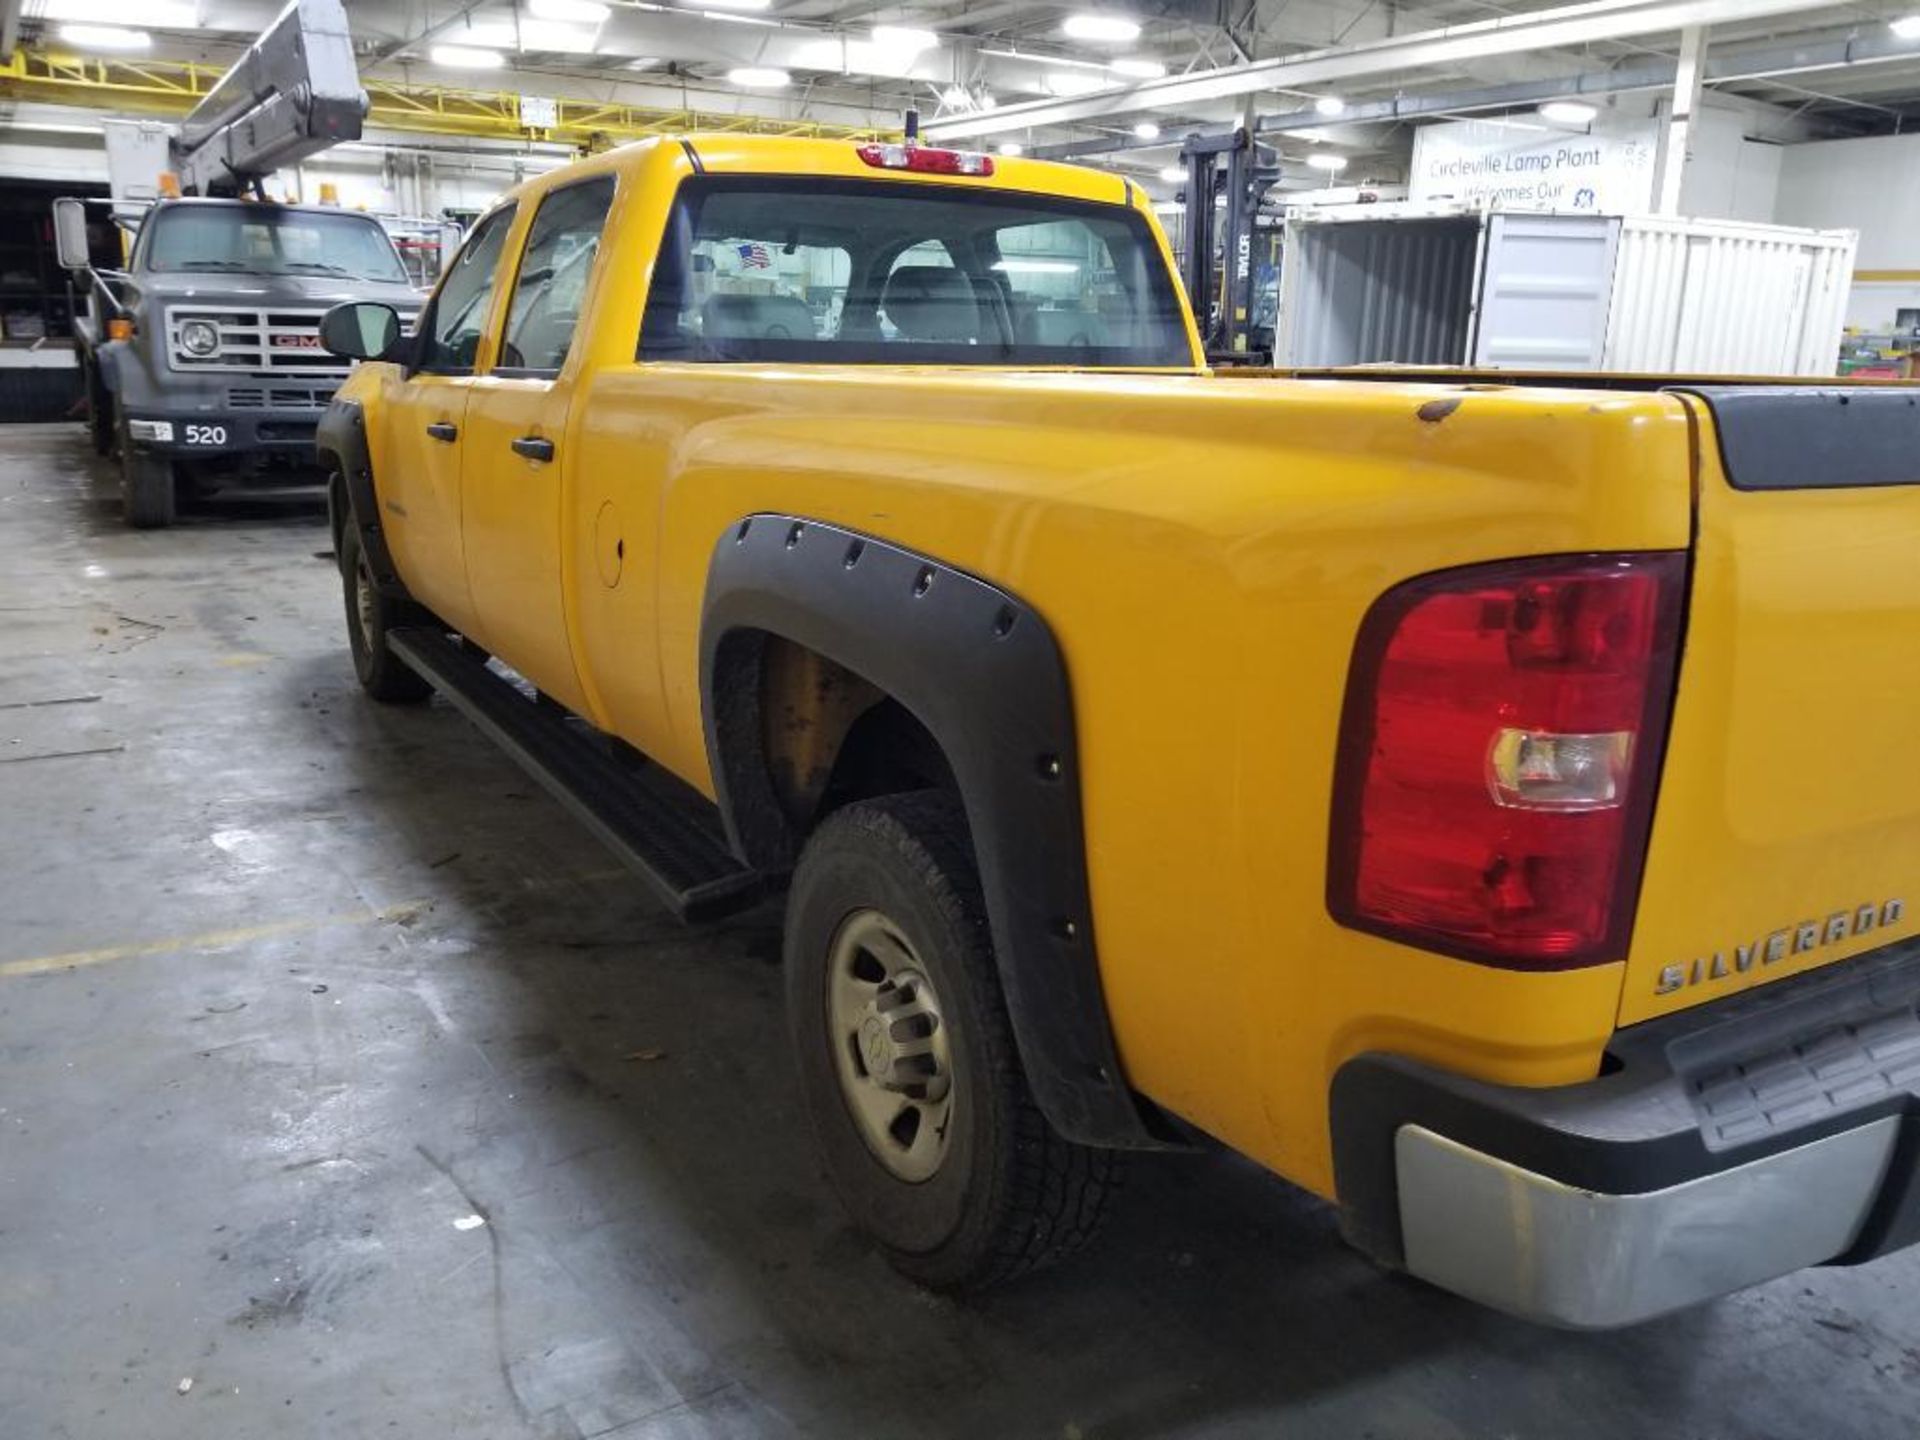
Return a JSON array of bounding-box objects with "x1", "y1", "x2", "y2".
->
[{"x1": 1657, "y1": 898, "x2": 1905, "y2": 995}]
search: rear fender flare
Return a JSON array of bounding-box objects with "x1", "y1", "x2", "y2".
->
[{"x1": 700, "y1": 514, "x2": 1169, "y2": 1150}]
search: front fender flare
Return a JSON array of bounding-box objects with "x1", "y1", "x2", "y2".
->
[
  {"x1": 316, "y1": 398, "x2": 409, "y2": 599},
  {"x1": 700, "y1": 515, "x2": 1170, "y2": 1150}
]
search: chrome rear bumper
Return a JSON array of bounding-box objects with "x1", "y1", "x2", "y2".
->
[
  {"x1": 1330, "y1": 937, "x2": 1920, "y2": 1329},
  {"x1": 1395, "y1": 1117, "x2": 1901, "y2": 1329}
]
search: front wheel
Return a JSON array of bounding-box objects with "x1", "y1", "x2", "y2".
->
[
  {"x1": 338, "y1": 515, "x2": 432, "y2": 704},
  {"x1": 785, "y1": 791, "x2": 1119, "y2": 1291},
  {"x1": 119, "y1": 434, "x2": 177, "y2": 529}
]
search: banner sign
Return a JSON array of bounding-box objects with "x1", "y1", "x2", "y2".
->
[{"x1": 1410, "y1": 118, "x2": 1658, "y2": 212}]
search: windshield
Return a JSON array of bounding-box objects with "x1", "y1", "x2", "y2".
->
[
  {"x1": 639, "y1": 177, "x2": 1195, "y2": 367},
  {"x1": 142, "y1": 206, "x2": 409, "y2": 283}
]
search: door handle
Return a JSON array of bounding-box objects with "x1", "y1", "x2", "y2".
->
[
  {"x1": 511, "y1": 435, "x2": 556, "y2": 463},
  {"x1": 425, "y1": 421, "x2": 457, "y2": 442}
]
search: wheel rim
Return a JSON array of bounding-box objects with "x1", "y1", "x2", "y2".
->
[
  {"x1": 826, "y1": 908, "x2": 954, "y2": 1183},
  {"x1": 354, "y1": 556, "x2": 378, "y2": 646}
]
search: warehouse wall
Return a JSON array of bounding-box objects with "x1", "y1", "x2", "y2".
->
[
  {"x1": 1773, "y1": 133, "x2": 1920, "y2": 329},
  {"x1": 1677, "y1": 106, "x2": 1784, "y2": 225}
]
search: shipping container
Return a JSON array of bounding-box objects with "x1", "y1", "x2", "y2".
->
[{"x1": 1273, "y1": 204, "x2": 1857, "y2": 376}]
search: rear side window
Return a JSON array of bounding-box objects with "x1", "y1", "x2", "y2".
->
[
  {"x1": 499, "y1": 176, "x2": 617, "y2": 376},
  {"x1": 638, "y1": 177, "x2": 1192, "y2": 367},
  {"x1": 418, "y1": 203, "x2": 516, "y2": 374}
]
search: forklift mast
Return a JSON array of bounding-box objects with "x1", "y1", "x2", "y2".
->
[
  {"x1": 170, "y1": 0, "x2": 367, "y2": 197},
  {"x1": 1179, "y1": 128, "x2": 1279, "y2": 361}
]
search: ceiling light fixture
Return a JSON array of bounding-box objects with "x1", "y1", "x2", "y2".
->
[
  {"x1": 694, "y1": 0, "x2": 773, "y2": 10},
  {"x1": 1314, "y1": 95, "x2": 1346, "y2": 116},
  {"x1": 1893, "y1": 15, "x2": 1920, "y2": 38},
  {"x1": 1109, "y1": 57, "x2": 1166, "y2": 79},
  {"x1": 1158, "y1": 165, "x2": 1186, "y2": 182},
  {"x1": 1539, "y1": 100, "x2": 1598, "y2": 125},
  {"x1": 48, "y1": 0, "x2": 195, "y2": 24},
  {"x1": 998, "y1": 141, "x2": 1025, "y2": 156},
  {"x1": 1133, "y1": 120, "x2": 1160, "y2": 139},
  {"x1": 527, "y1": 0, "x2": 609, "y2": 21},
  {"x1": 1062, "y1": 13, "x2": 1141, "y2": 43},
  {"x1": 727, "y1": 65, "x2": 790, "y2": 87},
  {"x1": 1306, "y1": 152, "x2": 1349, "y2": 172},
  {"x1": 431, "y1": 44, "x2": 506, "y2": 68},
  {"x1": 58, "y1": 23, "x2": 153, "y2": 49}
]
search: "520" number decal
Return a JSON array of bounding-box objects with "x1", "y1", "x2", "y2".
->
[{"x1": 185, "y1": 424, "x2": 229, "y2": 446}]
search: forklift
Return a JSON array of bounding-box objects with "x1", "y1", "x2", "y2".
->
[{"x1": 1176, "y1": 127, "x2": 1282, "y2": 365}]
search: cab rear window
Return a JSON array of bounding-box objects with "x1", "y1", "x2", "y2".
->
[{"x1": 638, "y1": 176, "x2": 1192, "y2": 367}]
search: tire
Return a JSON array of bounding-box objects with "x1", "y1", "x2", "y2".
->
[
  {"x1": 119, "y1": 431, "x2": 177, "y2": 530},
  {"x1": 786, "y1": 791, "x2": 1119, "y2": 1291},
  {"x1": 338, "y1": 516, "x2": 432, "y2": 704}
]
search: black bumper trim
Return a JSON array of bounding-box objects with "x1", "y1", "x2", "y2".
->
[
  {"x1": 1331, "y1": 938, "x2": 1920, "y2": 1269},
  {"x1": 127, "y1": 410, "x2": 327, "y2": 456}
]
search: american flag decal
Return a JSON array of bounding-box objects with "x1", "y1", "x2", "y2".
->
[{"x1": 736, "y1": 241, "x2": 772, "y2": 270}]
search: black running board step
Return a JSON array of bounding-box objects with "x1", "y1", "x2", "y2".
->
[{"x1": 388, "y1": 627, "x2": 762, "y2": 923}]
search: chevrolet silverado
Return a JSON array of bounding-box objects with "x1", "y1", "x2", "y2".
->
[{"x1": 314, "y1": 133, "x2": 1920, "y2": 1328}]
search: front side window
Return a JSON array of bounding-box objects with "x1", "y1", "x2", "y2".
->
[
  {"x1": 639, "y1": 177, "x2": 1192, "y2": 367},
  {"x1": 500, "y1": 177, "x2": 617, "y2": 375},
  {"x1": 419, "y1": 204, "x2": 516, "y2": 374},
  {"x1": 143, "y1": 205, "x2": 409, "y2": 283}
]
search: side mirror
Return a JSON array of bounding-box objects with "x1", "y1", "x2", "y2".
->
[
  {"x1": 53, "y1": 197, "x2": 91, "y2": 271},
  {"x1": 319, "y1": 301, "x2": 403, "y2": 361}
]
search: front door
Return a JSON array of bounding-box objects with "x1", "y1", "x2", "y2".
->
[
  {"x1": 459, "y1": 176, "x2": 617, "y2": 717},
  {"x1": 375, "y1": 202, "x2": 519, "y2": 634}
]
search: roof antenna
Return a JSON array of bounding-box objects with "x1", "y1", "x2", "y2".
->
[{"x1": 903, "y1": 107, "x2": 920, "y2": 146}]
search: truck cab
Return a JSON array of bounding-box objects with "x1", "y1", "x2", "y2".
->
[{"x1": 68, "y1": 197, "x2": 423, "y2": 527}]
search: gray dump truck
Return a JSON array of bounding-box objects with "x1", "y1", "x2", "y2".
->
[{"x1": 52, "y1": 0, "x2": 431, "y2": 528}]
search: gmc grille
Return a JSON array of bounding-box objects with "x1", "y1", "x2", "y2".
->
[
  {"x1": 167, "y1": 306, "x2": 420, "y2": 376},
  {"x1": 226, "y1": 384, "x2": 338, "y2": 411}
]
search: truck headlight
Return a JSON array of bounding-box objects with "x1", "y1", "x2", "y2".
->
[{"x1": 179, "y1": 319, "x2": 220, "y2": 357}]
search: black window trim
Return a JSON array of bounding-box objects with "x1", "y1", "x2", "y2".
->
[
  {"x1": 491, "y1": 172, "x2": 620, "y2": 382},
  {"x1": 412, "y1": 200, "x2": 519, "y2": 378},
  {"x1": 636, "y1": 173, "x2": 1192, "y2": 369}
]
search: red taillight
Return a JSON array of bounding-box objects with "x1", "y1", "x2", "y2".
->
[
  {"x1": 856, "y1": 142, "x2": 995, "y2": 177},
  {"x1": 1328, "y1": 553, "x2": 1686, "y2": 969}
]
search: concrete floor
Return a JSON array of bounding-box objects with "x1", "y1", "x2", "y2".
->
[{"x1": 0, "y1": 421, "x2": 1916, "y2": 1440}]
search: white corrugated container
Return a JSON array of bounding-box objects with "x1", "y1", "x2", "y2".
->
[
  {"x1": 1274, "y1": 205, "x2": 1857, "y2": 376},
  {"x1": 1605, "y1": 215, "x2": 1856, "y2": 375}
]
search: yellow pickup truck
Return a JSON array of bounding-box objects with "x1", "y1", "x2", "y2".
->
[{"x1": 315, "y1": 134, "x2": 1920, "y2": 1329}]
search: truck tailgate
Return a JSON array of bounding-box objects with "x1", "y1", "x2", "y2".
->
[{"x1": 1622, "y1": 387, "x2": 1920, "y2": 1024}]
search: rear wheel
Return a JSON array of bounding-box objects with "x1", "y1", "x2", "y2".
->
[
  {"x1": 119, "y1": 429, "x2": 177, "y2": 530},
  {"x1": 339, "y1": 517, "x2": 432, "y2": 704},
  {"x1": 786, "y1": 791, "x2": 1119, "y2": 1290}
]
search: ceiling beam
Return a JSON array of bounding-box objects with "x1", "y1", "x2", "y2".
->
[
  {"x1": 922, "y1": 0, "x2": 1866, "y2": 140},
  {"x1": 1032, "y1": 20, "x2": 1920, "y2": 161}
]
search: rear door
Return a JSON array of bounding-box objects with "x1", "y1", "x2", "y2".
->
[
  {"x1": 1621, "y1": 386, "x2": 1920, "y2": 1023},
  {"x1": 374, "y1": 202, "x2": 517, "y2": 633},
  {"x1": 1471, "y1": 213, "x2": 1619, "y2": 370},
  {"x1": 459, "y1": 175, "x2": 617, "y2": 718}
]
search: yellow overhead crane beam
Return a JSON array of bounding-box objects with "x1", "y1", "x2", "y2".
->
[{"x1": 0, "y1": 48, "x2": 894, "y2": 150}]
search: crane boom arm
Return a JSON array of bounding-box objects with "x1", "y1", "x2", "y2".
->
[{"x1": 173, "y1": 0, "x2": 366, "y2": 195}]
